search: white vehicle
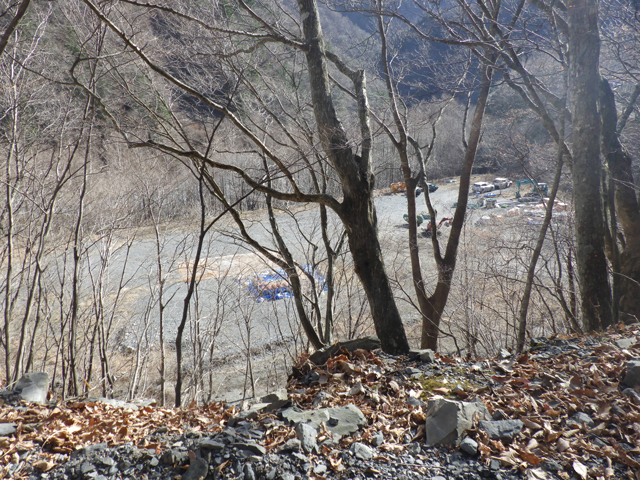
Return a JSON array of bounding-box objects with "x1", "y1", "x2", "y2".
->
[
  {"x1": 472, "y1": 182, "x2": 495, "y2": 193},
  {"x1": 493, "y1": 177, "x2": 513, "y2": 189}
]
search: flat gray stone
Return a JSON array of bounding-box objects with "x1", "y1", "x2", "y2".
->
[
  {"x1": 478, "y1": 419, "x2": 524, "y2": 441},
  {"x1": 567, "y1": 412, "x2": 595, "y2": 428},
  {"x1": 409, "y1": 349, "x2": 436, "y2": 363},
  {"x1": 15, "y1": 372, "x2": 49, "y2": 404},
  {"x1": 259, "y1": 389, "x2": 291, "y2": 412},
  {"x1": 232, "y1": 442, "x2": 266, "y2": 456},
  {"x1": 281, "y1": 405, "x2": 366, "y2": 438},
  {"x1": 295, "y1": 422, "x2": 317, "y2": 453},
  {"x1": 0, "y1": 423, "x2": 17, "y2": 436},
  {"x1": 425, "y1": 399, "x2": 490, "y2": 446},
  {"x1": 199, "y1": 439, "x2": 225, "y2": 450},
  {"x1": 615, "y1": 338, "x2": 636, "y2": 350},
  {"x1": 623, "y1": 359, "x2": 640, "y2": 387},
  {"x1": 350, "y1": 442, "x2": 373, "y2": 461},
  {"x1": 261, "y1": 390, "x2": 288, "y2": 403}
]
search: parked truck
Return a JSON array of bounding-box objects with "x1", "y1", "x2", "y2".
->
[{"x1": 493, "y1": 177, "x2": 513, "y2": 189}]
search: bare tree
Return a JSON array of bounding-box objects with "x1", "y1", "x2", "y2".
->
[{"x1": 79, "y1": 0, "x2": 410, "y2": 354}]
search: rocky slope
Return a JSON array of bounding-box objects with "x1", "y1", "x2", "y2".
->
[{"x1": 1, "y1": 324, "x2": 639, "y2": 480}]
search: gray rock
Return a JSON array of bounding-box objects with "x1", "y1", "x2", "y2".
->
[
  {"x1": 100, "y1": 456, "x2": 116, "y2": 467},
  {"x1": 80, "y1": 461, "x2": 95, "y2": 474},
  {"x1": 405, "y1": 367, "x2": 423, "y2": 376},
  {"x1": 14, "y1": 372, "x2": 49, "y2": 404},
  {"x1": 371, "y1": 432, "x2": 385, "y2": 447},
  {"x1": 478, "y1": 419, "x2": 524, "y2": 441},
  {"x1": 199, "y1": 439, "x2": 225, "y2": 450},
  {"x1": 424, "y1": 399, "x2": 490, "y2": 446},
  {"x1": 281, "y1": 404, "x2": 366, "y2": 438},
  {"x1": 407, "y1": 397, "x2": 423, "y2": 407},
  {"x1": 261, "y1": 390, "x2": 288, "y2": 404},
  {"x1": 312, "y1": 391, "x2": 328, "y2": 407},
  {"x1": 350, "y1": 442, "x2": 373, "y2": 461},
  {"x1": 161, "y1": 449, "x2": 187, "y2": 465},
  {"x1": 259, "y1": 389, "x2": 291, "y2": 412},
  {"x1": 279, "y1": 438, "x2": 301, "y2": 453},
  {"x1": 623, "y1": 359, "x2": 640, "y2": 387},
  {"x1": 407, "y1": 442, "x2": 421, "y2": 456},
  {"x1": 183, "y1": 457, "x2": 208, "y2": 480},
  {"x1": 615, "y1": 338, "x2": 636, "y2": 350},
  {"x1": 232, "y1": 442, "x2": 266, "y2": 456},
  {"x1": 295, "y1": 422, "x2": 317, "y2": 453},
  {"x1": 459, "y1": 437, "x2": 478, "y2": 456},
  {"x1": 291, "y1": 452, "x2": 310, "y2": 465},
  {"x1": 409, "y1": 349, "x2": 436, "y2": 363},
  {"x1": 313, "y1": 464, "x2": 327, "y2": 475},
  {"x1": 567, "y1": 412, "x2": 595, "y2": 428},
  {"x1": 70, "y1": 443, "x2": 109, "y2": 459},
  {"x1": 623, "y1": 388, "x2": 640, "y2": 402},
  {"x1": 243, "y1": 463, "x2": 255, "y2": 480},
  {"x1": 0, "y1": 423, "x2": 16, "y2": 436}
]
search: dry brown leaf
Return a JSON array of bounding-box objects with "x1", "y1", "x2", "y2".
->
[
  {"x1": 572, "y1": 459, "x2": 588, "y2": 480},
  {"x1": 526, "y1": 438, "x2": 539, "y2": 450},
  {"x1": 521, "y1": 418, "x2": 542, "y2": 430},
  {"x1": 494, "y1": 448, "x2": 520, "y2": 466},
  {"x1": 388, "y1": 380, "x2": 400, "y2": 393},
  {"x1": 516, "y1": 448, "x2": 542, "y2": 466},
  {"x1": 32, "y1": 460, "x2": 55, "y2": 472},
  {"x1": 433, "y1": 387, "x2": 451, "y2": 395},
  {"x1": 526, "y1": 468, "x2": 548, "y2": 480},
  {"x1": 557, "y1": 438, "x2": 571, "y2": 453}
]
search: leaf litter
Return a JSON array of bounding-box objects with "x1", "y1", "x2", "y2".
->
[{"x1": 1, "y1": 323, "x2": 639, "y2": 479}]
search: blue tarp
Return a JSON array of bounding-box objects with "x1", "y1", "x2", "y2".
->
[{"x1": 242, "y1": 266, "x2": 327, "y2": 302}]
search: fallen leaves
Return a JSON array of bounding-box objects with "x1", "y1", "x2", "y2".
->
[{"x1": 2, "y1": 325, "x2": 640, "y2": 480}]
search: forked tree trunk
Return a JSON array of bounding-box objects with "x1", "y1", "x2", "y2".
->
[
  {"x1": 568, "y1": 0, "x2": 612, "y2": 331},
  {"x1": 421, "y1": 62, "x2": 494, "y2": 350},
  {"x1": 297, "y1": 0, "x2": 409, "y2": 354}
]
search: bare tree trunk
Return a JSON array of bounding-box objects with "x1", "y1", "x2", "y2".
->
[
  {"x1": 298, "y1": 0, "x2": 408, "y2": 354},
  {"x1": 568, "y1": 0, "x2": 612, "y2": 331},
  {"x1": 599, "y1": 78, "x2": 640, "y2": 323},
  {"x1": 421, "y1": 61, "x2": 494, "y2": 350},
  {"x1": 516, "y1": 115, "x2": 566, "y2": 352}
]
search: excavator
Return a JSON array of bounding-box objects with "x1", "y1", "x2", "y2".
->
[
  {"x1": 424, "y1": 217, "x2": 452, "y2": 237},
  {"x1": 515, "y1": 179, "x2": 548, "y2": 200}
]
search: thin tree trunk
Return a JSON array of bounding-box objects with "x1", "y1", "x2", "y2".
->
[{"x1": 516, "y1": 115, "x2": 566, "y2": 352}]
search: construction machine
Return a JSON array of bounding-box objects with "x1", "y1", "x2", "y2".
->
[
  {"x1": 515, "y1": 180, "x2": 548, "y2": 199},
  {"x1": 424, "y1": 217, "x2": 452, "y2": 236}
]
